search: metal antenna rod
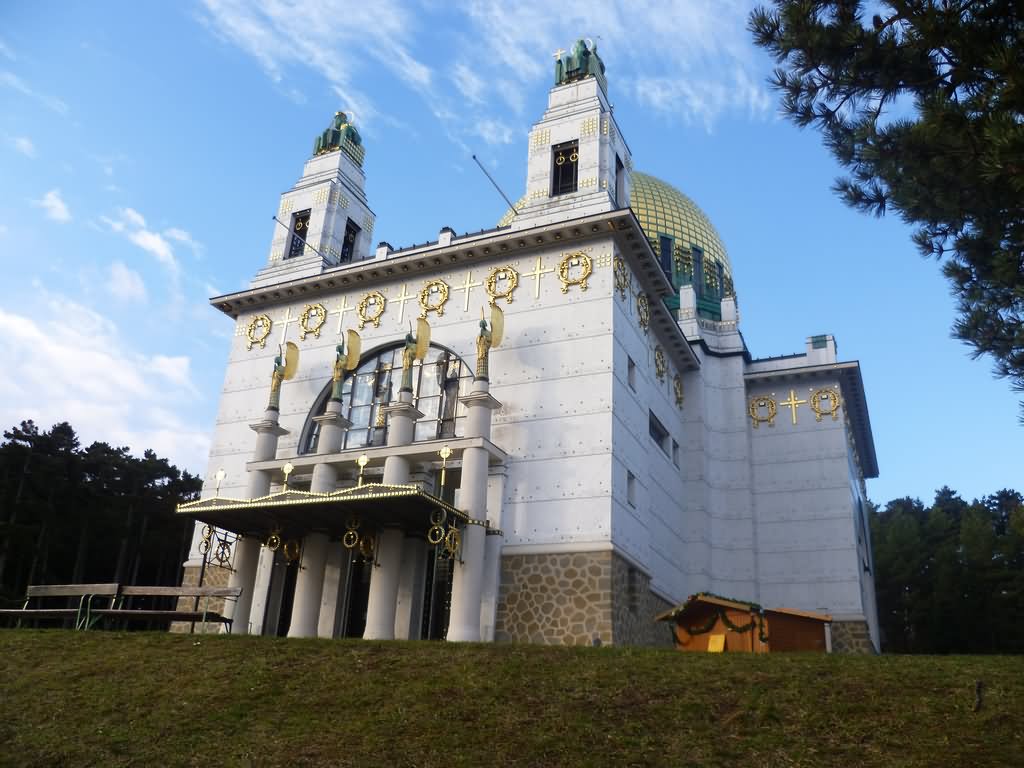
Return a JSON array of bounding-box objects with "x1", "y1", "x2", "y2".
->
[
  {"x1": 471, "y1": 154, "x2": 518, "y2": 218},
  {"x1": 271, "y1": 215, "x2": 329, "y2": 260}
]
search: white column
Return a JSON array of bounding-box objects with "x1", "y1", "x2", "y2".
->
[
  {"x1": 287, "y1": 532, "x2": 329, "y2": 638},
  {"x1": 394, "y1": 536, "x2": 428, "y2": 640},
  {"x1": 317, "y1": 543, "x2": 346, "y2": 638},
  {"x1": 479, "y1": 467, "x2": 507, "y2": 642},
  {"x1": 447, "y1": 379, "x2": 501, "y2": 642},
  {"x1": 288, "y1": 402, "x2": 351, "y2": 638},
  {"x1": 232, "y1": 409, "x2": 288, "y2": 635},
  {"x1": 225, "y1": 535, "x2": 260, "y2": 634},
  {"x1": 362, "y1": 390, "x2": 422, "y2": 640}
]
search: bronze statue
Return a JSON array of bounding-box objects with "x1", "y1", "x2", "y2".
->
[
  {"x1": 314, "y1": 111, "x2": 362, "y2": 157},
  {"x1": 475, "y1": 306, "x2": 504, "y2": 381},
  {"x1": 268, "y1": 342, "x2": 299, "y2": 410},
  {"x1": 400, "y1": 319, "x2": 431, "y2": 392},
  {"x1": 330, "y1": 330, "x2": 361, "y2": 402}
]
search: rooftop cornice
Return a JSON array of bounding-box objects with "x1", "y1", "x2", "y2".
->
[{"x1": 744, "y1": 360, "x2": 878, "y2": 479}]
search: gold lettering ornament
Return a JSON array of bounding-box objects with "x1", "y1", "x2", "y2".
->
[
  {"x1": 357, "y1": 290, "x2": 387, "y2": 329},
  {"x1": 749, "y1": 396, "x2": 777, "y2": 428},
  {"x1": 655, "y1": 346, "x2": 667, "y2": 381},
  {"x1": 637, "y1": 293, "x2": 650, "y2": 332},
  {"x1": 485, "y1": 265, "x2": 519, "y2": 306},
  {"x1": 246, "y1": 314, "x2": 273, "y2": 350},
  {"x1": 558, "y1": 251, "x2": 593, "y2": 293},
  {"x1": 673, "y1": 374, "x2": 684, "y2": 408},
  {"x1": 298, "y1": 302, "x2": 328, "y2": 340},
  {"x1": 809, "y1": 387, "x2": 842, "y2": 422},
  {"x1": 613, "y1": 256, "x2": 628, "y2": 299},
  {"x1": 419, "y1": 279, "x2": 450, "y2": 318}
]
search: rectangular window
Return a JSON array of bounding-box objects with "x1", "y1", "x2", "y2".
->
[
  {"x1": 691, "y1": 245, "x2": 704, "y2": 298},
  {"x1": 627, "y1": 356, "x2": 637, "y2": 391},
  {"x1": 551, "y1": 140, "x2": 579, "y2": 196},
  {"x1": 715, "y1": 261, "x2": 725, "y2": 299},
  {"x1": 672, "y1": 439, "x2": 680, "y2": 467},
  {"x1": 340, "y1": 218, "x2": 360, "y2": 263},
  {"x1": 626, "y1": 470, "x2": 636, "y2": 507},
  {"x1": 658, "y1": 235, "x2": 674, "y2": 284},
  {"x1": 287, "y1": 210, "x2": 311, "y2": 259},
  {"x1": 614, "y1": 154, "x2": 625, "y2": 205},
  {"x1": 649, "y1": 411, "x2": 670, "y2": 456}
]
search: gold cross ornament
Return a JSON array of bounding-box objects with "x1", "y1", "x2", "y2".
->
[
  {"x1": 332, "y1": 296, "x2": 354, "y2": 334},
  {"x1": 524, "y1": 256, "x2": 554, "y2": 299},
  {"x1": 392, "y1": 283, "x2": 418, "y2": 324},
  {"x1": 779, "y1": 389, "x2": 807, "y2": 425},
  {"x1": 277, "y1": 307, "x2": 297, "y2": 345},
  {"x1": 454, "y1": 271, "x2": 483, "y2": 312}
]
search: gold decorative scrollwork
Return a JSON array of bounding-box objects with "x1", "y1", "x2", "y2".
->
[
  {"x1": 443, "y1": 527, "x2": 461, "y2": 557},
  {"x1": 342, "y1": 530, "x2": 360, "y2": 549},
  {"x1": 613, "y1": 256, "x2": 628, "y2": 299},
  {"x1": 636, "y1": 293, "x2": 650, "y2": 332},
  {"x1": 201, "y1": 525, "x2": 213, "y2": 542},
  {"x1": 359, "y1": 534, "x2": 375, "y2": 559},
  {"x1": 427, "y1": 525, "x2": 446, "y2": 545},
  {"x1": 558, "y1": 251, "x2": 593, "y2": 293},
  {"x1": 266, "y1": 531, "x2": 282, "y2": 551},
  {"x1": 282, "y1": 539, "x2": 301, "y2": 563},
  {"x1": 419, "y1": 279, "x2": 450, "y2": 318},
  {"x1": 429, "y1": 508, "x2": 447, "y2": 527},
  {"x1": 809, "y1": 388, "x2": 842, "y2": 422},
  {"x1": 748, "y1": 396, "x2": 777, "y2": 428},
  {"x1": 214, "y1": 541, "x2": 232, "y2": 565},
  {"x1": 673, "y1": 374, "x2": 684, "y2": 408},
  {"x1": 299, "y1": 303, "x2": 328, "y2": 340},
  {"x1": 485, "y1": 265, "x2": 519, "y2": 306},
  {"x1": 655, "y1": 346, "x2": 667, "y2": 381},
  {"x1": 246, "y1": 314, "x2": 273, "y2": 350},
  {"x1": 357, "y1": 290, "x2": 387, "y2": 329},
  {"x1": 198, "y1": 540, "x2": 210, "y2": 555}
]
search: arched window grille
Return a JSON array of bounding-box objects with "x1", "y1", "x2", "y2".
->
[{"x1": 298, "y1": 343, "x2": 474, "y2": 455}]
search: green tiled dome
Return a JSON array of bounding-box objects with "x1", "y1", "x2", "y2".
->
[{"x1": 630, "y1": 171, "x2": 734, "y2": 297}]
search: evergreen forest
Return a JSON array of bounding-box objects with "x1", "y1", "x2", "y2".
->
[{"x1": 0, "y1": 421, "x2": 200, "y2": 606}]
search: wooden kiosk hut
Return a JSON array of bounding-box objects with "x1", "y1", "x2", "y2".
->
[{"x1": 656, "y1": 593, "x2": 832, "y2": 653}]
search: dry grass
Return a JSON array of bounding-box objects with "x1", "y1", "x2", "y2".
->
[{"x1": 0, "y1": 630, "x2": 1021, "y2": 767}]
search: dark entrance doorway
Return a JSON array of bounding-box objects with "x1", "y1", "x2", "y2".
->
[
  {"x1": 421, "y1": 546, "x2": 454, "y2": 640},
  {"x1": 342, "y1": 551, "x2": 373, "y2": 638}
]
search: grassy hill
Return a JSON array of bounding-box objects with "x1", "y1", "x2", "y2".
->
[{"x1": 1, "y1": 630, "x2": 1021, "y2": 767}]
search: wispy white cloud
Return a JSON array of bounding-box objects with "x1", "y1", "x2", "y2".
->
[
  {"x1": 164, "y1": 227, "x2": 204, "y2": 257},
  {"x1": 33, "y1": 189, "x2": 71, "y2": 222},
  {"x1": 451, "y1": 62, "x2": 485, "y2": 104},
  {"x1": 0, "y1": 70, "x2": 69, "y2": 115},
  {"x1": 9, "y1": 135, "x2": 35, "y2": 157},
  {"x1": 121, "y1": 207, "x2": 146, "y2": 228},
  {"x1": 0, "y1": 290, "x2": 210, "y2": 474},
  {"x1": 128, "y1": 229, "x2": 177, "y2": 271},
  {"x1": 474, "y1": 119, "x2": 515, "y2": 146},
  {"x1": 198, "y1": 0, "x2": 431, "y2": 126},
  {"x1": 108, "y1": 260, "x2": 147, "y2": 301}
]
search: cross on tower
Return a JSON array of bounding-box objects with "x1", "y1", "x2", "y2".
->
[
  {"x1": 552, "y1": 47, "x2": 566, "y2": 60},
  {"x1": 392, "y1": 284, "x2": 418, "y2": 324},
  {"x1": 779, "y1": 389, "x2": 807, "y2": 425},
  {"x1": 524, "y1": 256, "x2": 554, "y2": 299},
  {"x1": 454, "y1": 271, "x2": 482, "y2": 312},
  {"x1": 332, "y1": 296, "x2": 354, "y2": 334},
  {"x1": 278, "y1": 307, "x2": 297, "y2": 345}
]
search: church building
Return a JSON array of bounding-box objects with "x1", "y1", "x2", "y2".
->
[{"x1": 179, "y1": 40, "x2": 880, "y2": 653}]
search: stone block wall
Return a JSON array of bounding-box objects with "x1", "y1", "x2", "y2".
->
[
  {"x1": 830, "y1": 620, "x2": 876, "y2": 654},
  {"x1": 170, "y1": 562, "x2": 232, "y2": 635},
  {"x1": 494, "y1": 550, "x2": 672, "y2": 646}
]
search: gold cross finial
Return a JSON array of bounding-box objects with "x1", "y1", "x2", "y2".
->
[
  {"x1": 439, "y1": 444, "x2": 452, "y2": 489},
  {"x1": 214, "y1": 468, "x2": 226, "y2": 498},
  {"x1": 357, "y1": 454, "x2": 369, "y2": 486},
  {"x1": 779, "y1": 389, "x2": 807, "y2": 425},
  {"x1": 552, "y1": 47, "x2": 566, "y2": 60},
  {"x1": 282, "y1": 462, "x2": 295, "y2": 488}
]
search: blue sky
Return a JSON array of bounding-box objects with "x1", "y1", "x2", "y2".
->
[{"x1": 0, "y1": 1, "x2": 1018, "y2": 505}]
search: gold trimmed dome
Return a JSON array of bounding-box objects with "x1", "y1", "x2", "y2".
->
[{"x1": 629, "y1": 171, "x2": 734, "y2": 297}]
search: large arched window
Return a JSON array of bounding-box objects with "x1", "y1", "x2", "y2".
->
[{"x1": 299, "y1": 343, "x2": 474, "y2": 455}]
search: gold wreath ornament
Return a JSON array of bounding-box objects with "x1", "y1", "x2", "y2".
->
[
  {"x1": 485, "y1": 266, "x2": 519, "y2": 306},
  {"x1": 443, "y1": 527, "x2": 461, "y2": 557},
  {"x1": 283, "y1": 539, "x2": 301, "y2": 563},
  {"x1": 655, "y1": 346, "x2": 667, "y2": 381},
  {"x1": 357, "y1": 291, "x2": 387, "y2": 329},
  {"x1": 557, "y1": 251, "x2": 593, "y2": 293},
  {"x1": 299, "y1": 303, "x2": 328, "y2": 340},
  {"x1": 359, "y1": 534, "x2": 375, "y2": 559},
  {"x1": 810, "y1": 388, "x2": 842, "y2": 422},
  {"x1": 749, "y1": 396, "x2": 777, "y2": 428},
  {"x1": 266, "y1": 532, "x2": 282, "y2": 551},
  {"x1": 673, "y1": 374, "x2": 684, "y2": 408},
  {"x1": 419, "y1": 279, "x2": 450, "y2": 318},
  {"x1": 246, "y1": 314, "x2": 273, "y2": 350},
  {"x1": 427, "y1": 525, "x2": 446, "y2": 545},
  {"x1": 198, "y1": 539, "x2": 210, "y2": 555},
  {"x1": 636, "y1": 293, "x2": 651, "y2": 331},
  {"x1": 342, "y1": 530, "x2": 360, "y2": 549},
  {"x1": 613, "y1": 256, "x2": 629, "y2": 299}
]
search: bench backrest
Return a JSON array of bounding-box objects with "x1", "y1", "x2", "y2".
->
[
  {"x1": 26, "y1": 584, "x2": 119, "y2": 599},
  {"x1": 119, "y1": 586, "x2": 242, "y2": 599}
]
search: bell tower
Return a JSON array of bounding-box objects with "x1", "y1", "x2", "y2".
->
[
  {"x1": 251, "y1": 112, "x2": 376, "y2": 289},
  {"x1": 507, "y1": 39, "x2": 632, "y2": 230}
]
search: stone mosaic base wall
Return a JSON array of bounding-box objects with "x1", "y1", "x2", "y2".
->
[
  {"x1": 494, "y1": 550, "x2": 672, "y2": 646},
  {"x1": 170, "y1": 563, "x2": 232, "y2": 635},
  {"x1": 831, "y1": 620, "x2": 876, "y2": 654}
]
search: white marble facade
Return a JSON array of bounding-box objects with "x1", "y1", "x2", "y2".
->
[{"x1": 184, "y1": 43, "x2": 879, "y2": 650}]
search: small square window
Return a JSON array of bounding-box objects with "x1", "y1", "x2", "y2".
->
[{"x1": 649, "y1": 411, "x2": 670, "y2": 456}]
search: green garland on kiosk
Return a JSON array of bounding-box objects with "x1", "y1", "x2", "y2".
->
[{"x1": 682, "y1": 595, "x2": 771, "y2": 644}]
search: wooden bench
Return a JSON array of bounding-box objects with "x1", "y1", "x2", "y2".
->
[{"x1": 0, "y1": 584, "x2": 242, "y2": 632}]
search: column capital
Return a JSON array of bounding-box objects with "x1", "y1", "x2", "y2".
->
[
  {"x1": 311, "y1": 412, "x2": 352, "y2": 430},
  {"x1": 249, "y1": 419, "x2": 289, "y2": 437},
  {"x1": 381, "y1": 400, "x2": 424, "y2": 420},
  {"x1": 459, "y1": 391, "x2": 502, "y2": 411}
]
